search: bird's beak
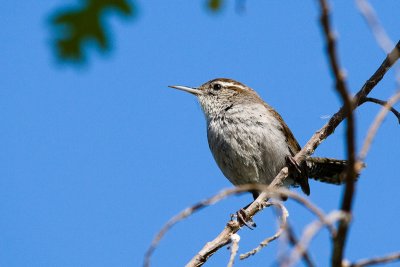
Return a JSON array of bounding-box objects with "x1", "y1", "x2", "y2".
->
[{"x1": 168, "y1": 85, "x2": 203, "y2": 96}]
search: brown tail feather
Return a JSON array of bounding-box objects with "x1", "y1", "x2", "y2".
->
[{"x1": 306, "y1": 157, "x2": 351, "y2": 185}]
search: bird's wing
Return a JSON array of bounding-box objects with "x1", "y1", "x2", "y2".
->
[
  {"x1": 264, "y1": 105, "x2": 301, "y2": 155},
  {"x1": 265, "y1": 105, "x2": 310, "y2": 195}
]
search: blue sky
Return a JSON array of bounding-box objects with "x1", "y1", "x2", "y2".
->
[{"x1": 1, "y1": 1, "x2": 399, "y2": 266}]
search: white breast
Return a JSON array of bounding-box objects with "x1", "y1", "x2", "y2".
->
[{"x1": 207, "y1": 103, "x2": 291, "y2": 186}]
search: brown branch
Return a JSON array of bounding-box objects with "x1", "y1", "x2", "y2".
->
[
  {"x1": 348, "y1": 251, "x2": 400, "y2": 267},
  {"x1": 355, "y1": 0, "x2": 400, "y2": 121},
  {"x1": 185, "y1": 40, "x2": 400, "y2": 266},
  {"x1": 362, "y1": 97, "x2": 400, "y2": 124},
  {"x1": 144, "y1": 185, "x2": 333, "y2": 267},
  {"x1": 184, "y1": 187, "x2": 336, "y2": 266},
  {"x1": 355, "y1": 41, "x2": 400, "y2": 105},
  {"x1": 143, "y1": 187, "x2": 241, "y2": 267},
  {"x1": 316, "y1": 0, "x2": 356, "y2": 265},
  {"x1": 239, "y1": 201, "x2": 288, "y2": 260}
]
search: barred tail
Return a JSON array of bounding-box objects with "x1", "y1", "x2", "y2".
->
[{"x1": 306, "y1": 157, "x2": 350, "y2": 185}]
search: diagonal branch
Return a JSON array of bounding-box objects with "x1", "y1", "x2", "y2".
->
[
  {"x1": 354, "y1": 41, "x2": 400, "y2": 105},
  {"x1": 355, "y1": 0, "x2": 394, "y2": 53},
  {"x1": 144, "y1": 186, "x2": 333, "y2": 267},
  {"x1": 348, "y1": 251, "x2": 400, "y2": 267},
  {"x1": 355, "y1": 0, "x2": 400, "y2": 87}
]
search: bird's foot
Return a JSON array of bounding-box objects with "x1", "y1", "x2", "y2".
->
[{"x1": 236, "y1": 208, "x2": 256, "y2": 230}]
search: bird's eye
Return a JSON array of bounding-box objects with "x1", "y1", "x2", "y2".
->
[{"x1": 213, "y1": 83, "x2": 222, "y2": 90}]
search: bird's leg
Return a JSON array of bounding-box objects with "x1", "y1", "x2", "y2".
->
[
  {"x1": 232, "y1": 192, "x2": 261, "y2": 229},
  {"x1": 236, "y1": 208, "x2": 257, "y2": 229},
  {"x1": 286, "y1": 155, "x2": 302, "y2": 174},
  {"x1": 285, "y1": 155, "x2": 311, "y2": 195}
]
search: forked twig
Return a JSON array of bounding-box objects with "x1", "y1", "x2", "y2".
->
[
  {"x1": 240, "y1": 201, "x2": 288, "y2": 260},
  {"x1": 287, "y1": 211, "x2": 350, "y2": 267},
  {"x1": 144, "y1": 185, "x2": 334, "y2": 267},
  {"x1": 285, "y1": 223, "x2": 316, "y2": 267},
  {"x1": 355, "y1": 0, "x2": 400, "y2": 121},
  {"x1": 143, "y1": 187, "x2": 239, "y2": 267}
]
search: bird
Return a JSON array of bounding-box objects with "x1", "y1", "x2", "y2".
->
[{"x1": 169, "y1": 78, "x2": 348, "y2": 199}]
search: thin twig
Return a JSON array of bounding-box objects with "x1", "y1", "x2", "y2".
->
[
  {"x1": 363, "y1": 97, "x2": 400, "y2": 124},
  {"x1": 227, "y1": 234, "x2": 240, "y2": 267},
  {"x1": 185, "y1": 41, "x2": 400, "y2": 266},
  {"x1": 286, "y1": 223, "x2": 316, "y2": 267},
  {"x1": 143, "y1": 187, "x2": 239, "y2": 267},
  {"x1": 355, "y1": 0, "x2": 394, "y2": 53},
  {"x1": 355, "y1": 0, "x2": 400, "y2": 95},
  {"x1": 240, "y1": 201, "x2": 288, "y2": 259},
  {"x1": 287, "y1": 211, "x2": 350, "y2": 267},
  {"x1": 349, "y1": 251, "x2": 400, "y2": 267},
  {"x1": 279, "y1": 189, "x2": 336, "y2": 235},
  {"x1": 359, "y1": 91, "x2": 400, "y2": 161}
]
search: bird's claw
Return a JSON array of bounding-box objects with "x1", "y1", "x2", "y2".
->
[{"x1": 236, "y1": 209, "x2": 256, "y2": 230}]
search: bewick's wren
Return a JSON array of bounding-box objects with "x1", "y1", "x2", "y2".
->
[{"x1": 170, "y1": 78, "x2": 347, "y2": 198}]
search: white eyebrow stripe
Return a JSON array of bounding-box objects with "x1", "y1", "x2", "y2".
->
[{"x1": 219, "y1": 81, "x2": 236, "y2": 87}]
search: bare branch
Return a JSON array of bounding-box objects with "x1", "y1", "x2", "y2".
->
[
  {"x1": 185, "y1": 187, "x2": 337, "y2": 266},
  {"x1": 355, "y1": 41, "x2": 400, "y2": 106},
  {"x1": 363, "y1": 97, "x2": 400, "y2": 123},
  {"x1": 348, "y1": 251, "x2": 400, "y2": 267},
  {"x1": 143, "y1": 185, "x2": 334, "y2": 267},
  {"x1": 355, "y1": 0, "x2": 394, "y2": 53},
  {"x1": 240, "y1": 201, "x2": 288, "y2": 260},
  {"x1": 285, "y1": 223, "x2": 316, "y2": 267},
  {"x1": 359, "y1": 91, "x2": 400, "y2": 161},
  {"x1": 227, "y1": 234, "x2": 240, "y2": 267},
  {"x1": 316, "y1": 0, "x2": 356, "y2": 265},
  {"x1": 143, "y1": 187, "x2": 241, "y2": 267},
  {"x1": 287, "y1": 211, "x2": 350, "y2": 267},
  {"x1": 355, "y1": 0, "x2": 400, "y2": 96}
]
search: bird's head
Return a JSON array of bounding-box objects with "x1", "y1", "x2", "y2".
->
[{"x1": 169, "y1": 78, "x2": 262, "y2": 119}]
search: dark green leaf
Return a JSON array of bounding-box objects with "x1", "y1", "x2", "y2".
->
[
  {"x1": 49, "y1": 0, "x2": 136, "y2": 63},
  {"x1": 208, "y1": 0, "x2": 223, "y2": 11}
]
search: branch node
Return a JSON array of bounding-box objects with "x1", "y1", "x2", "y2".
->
[{"x1": 240, "y1": 201, "x2": 288, "y2": 260}]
